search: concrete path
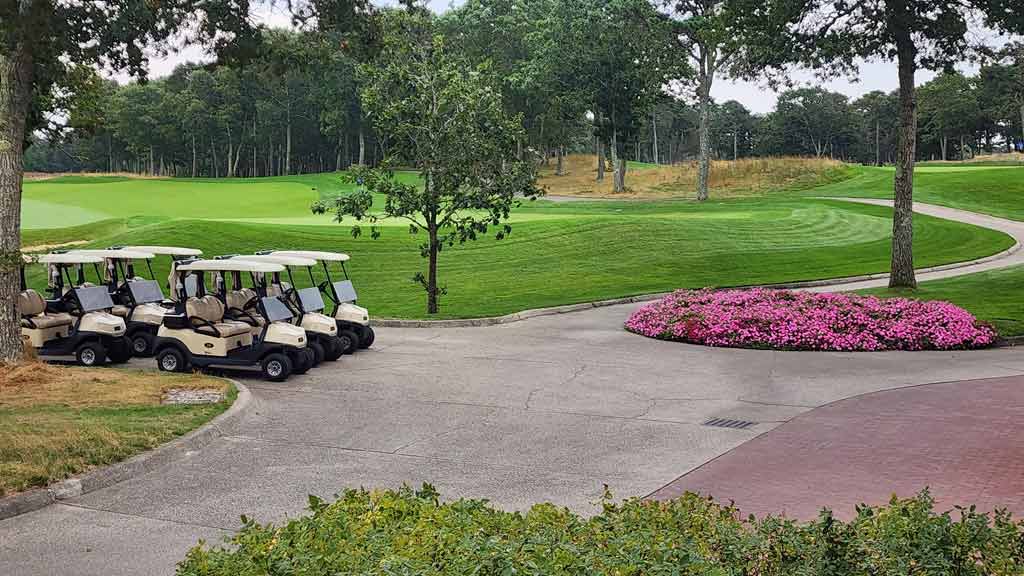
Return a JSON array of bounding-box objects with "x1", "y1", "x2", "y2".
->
[
  {"x1": 651, "y1": 374, "x2": 1024, "y2": 520},
  {"x1": 4, "y1": 199, "x2": 1024, "y2": 575}
]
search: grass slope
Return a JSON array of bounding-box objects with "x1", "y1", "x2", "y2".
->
[
  {"x1": 812, "y1": 165, "x2": 1024, "y2": 221},
  {"x1": 23, "y1": 199, "x2": 1013, "y2": 319}
]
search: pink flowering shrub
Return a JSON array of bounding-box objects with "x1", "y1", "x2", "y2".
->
[{"x1": 625, "y1": 288, "x2": 996, "y2": 351}]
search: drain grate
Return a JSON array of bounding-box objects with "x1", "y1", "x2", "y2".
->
[{"x1": 703, "y1": 418, "x2": 756, "y2": 430}]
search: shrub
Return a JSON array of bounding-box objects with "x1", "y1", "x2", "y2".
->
[
  {"x1": 176, "y1": 486, "x2": 1024, "y2": 575},
  {"x1": 625, "y1": 288, "x2": 996, "y2": 351}
]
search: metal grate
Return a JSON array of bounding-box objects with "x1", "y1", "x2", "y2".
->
[{"x1": 703, "y1": 418, "x2": 756, "y2": 430}]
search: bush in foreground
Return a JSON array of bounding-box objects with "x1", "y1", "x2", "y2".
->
[
  {"x1": 625, "y1": 288, "x2": 996, "y2": 351},
  {"x1": 177, "y1": 486, "x2": 1024, "y2": 575}
]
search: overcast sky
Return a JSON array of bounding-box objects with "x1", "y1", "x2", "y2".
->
[{"x1": 126, "y1": 1, "x2": 1008, "y2": 115}]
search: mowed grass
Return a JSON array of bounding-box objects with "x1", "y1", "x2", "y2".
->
[
  {"x1": 22, "y1": 198, "x2": 1013, "y2": 319},
  {"x1": 861, "y1": 266, "x2": 1024, "y2": 338},
  {"x1": 812, "y1": 164, "x2": 1024, "y2": 221},
  {"x1": 0, "y1": 363, "x2": 233, "y2": 496}
]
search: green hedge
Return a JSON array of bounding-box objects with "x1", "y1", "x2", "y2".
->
[{"x1": 178, "y1": 485, "x2": 1024, "y2": 575}]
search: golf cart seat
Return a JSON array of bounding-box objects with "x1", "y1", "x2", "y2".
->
[
  {"x1": 225, "y1": 288, "x2": 265, "y2": 327},
  {"x1": 18, "y1": 290, "x2": 74, "y2": 329},
  {"x1": 110, "y1": 305, "x2": 131, "y2": 317},
  {"x1": 185, "y1": 295, "x2": 252, "y2": 338}
]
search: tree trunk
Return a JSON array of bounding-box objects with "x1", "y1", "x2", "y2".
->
[
  {"x1": 336, "y1": 133, "x2": 343, "y2": 171},
  {"x1": 285, "y1": 111, "x2": 292, "y2": 175},
  {"x1": 1019, "y1": 102, "x2": 1023, "y2": 148},
  {"x1": 227, "y1": 126, "x2": 233, "y2": 177},
  {"x1": 358, "y1": 125, "x2": 365, "y2": 165},
  {"x1": 595, "y1": 136, "x2": 604, "y2": 181},
  {"x1": 0, "y1": 48, "x2": 32, "y2": 361},
  {"x1": 615, "y1": 156, "x2": 627, "y2": 193},
  {"x1": 611, "y1": 128, "x2": 623, "y2": 193},
  {"x1": 733, "y1": 131, "x2": 738, "y2": 161},
  {"x1": 696, "y1": 75, "x2": 712, "y2": 201},
  {"x1": 556, "y1": 146, "x2": 565, "y2": 176},
  {"x1": 426, "y1": 224, "x2": 439, "y2": 314},
  {"x1": 149, "y1": 146, "x2": 154, "y2": 175},
  {"x1": 651, "y1": 110, "x2": 659, "y2": 164},
  {"x1": 191, "y1": 134, "x2": 197, "y2": 178},
  {"x1": 875, "y1": 119, "x2": 881, "y2": 166},
  {"x1": 889, "y1": 32, "x2": 918, "y2": 289},
  {"x1": 960, "y1": 134, "x2": 966, "y2": 160},
  {"x1": 940, "y1": 135, "x2": 947, "y2": 161}
]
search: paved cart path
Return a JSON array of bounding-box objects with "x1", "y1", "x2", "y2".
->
[{"x1": 4, "y1": 199, "x2": 1024, "y2": 575}]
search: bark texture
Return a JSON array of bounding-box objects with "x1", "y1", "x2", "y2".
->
[
  {"x1": 889, "y1": 31, "x2": 918, "y2": 289},
  {"x1": 696, "y1": 76, "x2": 712, "y2": 201},
  {"x1": 0, "y1": 48, "x2": 32, "y2": 361}
]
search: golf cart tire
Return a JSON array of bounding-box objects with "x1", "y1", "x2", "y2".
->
[
  {"x1": 156, "y1": 347, "x2": 189, "y2": 373},
  {"x1": 338, "y1": 328, "x2": 360, "y2": 355},
  {"x1": 75, "y1": 341, "x2": 107, "y2": 367},
  {"x1": 107, "y1": 338, "x2": 133, "y2": 364},
  {"x1": 290, "y1": 349, "x2": 312, "y2": 375},
  {"x1": 323, "y1": 337, "x2": 344, "y2": 361},
  {"x1": 308, "y1": 340, "x2": 325, "y2": 365},
  {"x1": 358, "y1": 326, "x2": 375, "y2": 348},
  {"x1": 130, "y1": 331, "x2": 156, "y2": 357},
  {"x1": 261, "y1": 353, "x2": 293, "y2": 382}
]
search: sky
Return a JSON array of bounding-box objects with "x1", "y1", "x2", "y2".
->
[{"x1": 126, "y1": 1, "x2": 1007, "y2": 115}]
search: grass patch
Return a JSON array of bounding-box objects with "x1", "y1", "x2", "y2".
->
[
  {"x1": 812, "y1": 165, "x2": 1024, "y2": 221},
  {"x1": 0, "y1": 363, "x2": 233, "y2": 497},
  {"x1": 860, "y1": 265, "x2": 1024, "y2": 338},
  {"x1": 537, "y1": 155, "x2": 855, "y2": 199},
  {"x1": 21, "y1": 198, "x2": 1013, "y2": 319}
]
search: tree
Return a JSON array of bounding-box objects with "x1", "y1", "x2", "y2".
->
[
  {"x1": 773, "y1": 87, "x2": 854, "y2": 158},
  {"x1": 0, "y1": 0, "x2": 259, "y2": 361},
  {"x1": 668, "y1": 0, "x2": 746, "y2": 200},
  {"x1": 917, "y1": 72, "x2": 978, "y2": 161},
  {"x1": 737, "y1": 0, "x2": 1024, "y2": 288},
  {"x1": 851, "y1": 91, "x2": 898, "y2": 165},
  {"x1": 312, "y1": 11, "x2": 541, "y2": 314},
  {"x1": 711, "y1": 100, "x2": 754, "y2": 160}
]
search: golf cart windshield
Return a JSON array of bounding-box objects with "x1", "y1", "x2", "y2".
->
[
  {"x1": 332, "y1": 280, "x2": 358, "y2": 303},
  {"x1": 297, "y1": 286, "x2": 325, "y2": 312},
  {"x1": 184, "y1": 274, "x2": 200, "y2": 298},
  {"x1": 128, "y1": 280, "x2": 164, "y2": 304},
  {"x1": 75, "y1": 286, "x2": 115, "y2": 312},
  {"x1": 261, "y1": 296, "x2": 294, "y2": 322}
]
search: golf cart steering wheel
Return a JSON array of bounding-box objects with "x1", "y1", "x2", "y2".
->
[
  {"x1": 61, "y1": 290, "x2": 82, "y2": 315},
  {"x1": 318, "y1": 281, "x2": 337, "y2": 303}
]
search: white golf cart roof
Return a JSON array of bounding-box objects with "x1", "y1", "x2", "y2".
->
[
  {"x1": 233, "y1": 254, "x2": 317, "y2": 267},
  {"x1": 271, "y1": 250, "x2": 350, "y2": 263},
  {"x1": 37, "y1": 253, "x2": 104, "y2": 265},
  {"x1": 122, "y1": 246, "x2": 203, "y2": 257},
  {"x1": 177, "y1": 259, "x2": 284, "y2": 273},
  {"x1": 71, "y1": 249, "x2": 155, "y2": 260}
]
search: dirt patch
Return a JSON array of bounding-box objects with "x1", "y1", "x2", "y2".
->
[
  {"x1": 21, "y1": 240, "x2": 88, "y2": 253},
  {"x1": 0, "y1": 361, "x2": 230, "y2": 409}
]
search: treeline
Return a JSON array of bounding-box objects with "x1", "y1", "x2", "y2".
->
[{"x1": 24, "y1": 7, "x2": 1024, "y2": 176}]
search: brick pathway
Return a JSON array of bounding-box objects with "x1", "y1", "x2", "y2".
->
[{"x1": 649, "y1": 375, "x2": 1024, "y2": 520}]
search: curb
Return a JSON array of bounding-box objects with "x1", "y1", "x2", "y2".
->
[
  {"x1": 0, "y1": 378, "x2": 251, "y2": 522},
  {"x1": 375, "y1": 240, "x2": 1022, "y2": 329}
]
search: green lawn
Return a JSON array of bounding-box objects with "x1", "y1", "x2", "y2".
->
[
  {"x1": 861, "y1": 266, "x2": 1024, "y2": 338},
  {"x1": 23, "y1": 198, "x2": 1013, "y2": 319},
  {"x1": 811, "y1": 164, "x2": 1024, "y2": 221}
]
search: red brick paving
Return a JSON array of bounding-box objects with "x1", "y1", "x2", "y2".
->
[{"x1": 649, "y1": 375, "x2": 1024, "y2": 520}]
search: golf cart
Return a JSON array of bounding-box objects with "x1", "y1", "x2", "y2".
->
[
  {"x1": 153, "y1": 259, "x2": 309, "y2": 381},
  {"x1": 70, "y1": 248, "x2": 167, "y2": 356},
  {"x1": 231, "y1": 253, "x2": 345, "y2": 363},
  {"x1": 120, "y1": 246, "x2": 203, "y2": 303},
  {"x1": 270, "y1": 250, "x2": 374, "y2": 354},
  {"x1": 19, "y1": 253, "x2": 131, "y2": 365}
]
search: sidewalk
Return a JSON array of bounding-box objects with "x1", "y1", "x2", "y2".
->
[{"x1": 649, "y1": 375, "x2": 1024, "y2": 520}]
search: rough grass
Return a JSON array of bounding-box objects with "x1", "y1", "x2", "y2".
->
[
  {"x1": 860, "y1": 265, "x2": 1024, "y2": 338},
  {"x1": 537, "y1": 155, "x2": 855, "y2": 199},
  {"x1": 0, "y1": 362, "x2": 232, "y2": 496},
  {"x1": 21, "y1": 199, "x2": 1013, "y2": 319}
]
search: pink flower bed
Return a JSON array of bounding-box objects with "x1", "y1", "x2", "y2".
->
[{"x1": 625, "y1": 288, "x2": 996, "y2": 351}]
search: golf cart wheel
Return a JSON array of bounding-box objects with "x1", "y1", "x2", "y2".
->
[
  {"x1": 338, "y1": 328, "x2": 360, "y2": 355},
  {"x1": 75, "y1": 341, "x2": 107, "y2": 367},
  {"x1": 261, "y1": 353, "x2": 293, "y2": 382},
  {"x1": 156, "y1": 348, "x2": 189, "y2": 373},
  {"x1": 308, "y1": 340, "x2": 325, "y2": 365},
  {"x1": 107, "y1": 339, "x2": 133, "y2": 364},
  {"x1": 290, "y1": 349, "x2": 312, "y2": 375},
  {"x1": 322, "y1": 337, "x2": 344, "y2": 361},
  {"x1": 130, "y1": 331, "x2": 156, "y2": 357},
  {"x1": 358, "y1": 326, "x2": 375, "y2": 349}
]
